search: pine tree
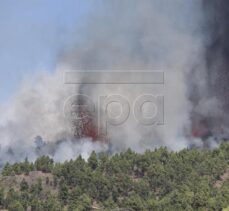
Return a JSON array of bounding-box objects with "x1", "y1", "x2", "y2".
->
[
  {"x1": 20, "y1": 179, "x2": 29, "y2": 192},
  {"x1": 58, "y1": 179, "x2": 69, "y2": 205},
  {"x1": 88, "y1": 151, "x2": 98, "y2": 170}
]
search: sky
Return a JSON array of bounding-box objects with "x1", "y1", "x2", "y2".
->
[{"x1": 0, "y1": 0, "x2": 92, "y2": 103}]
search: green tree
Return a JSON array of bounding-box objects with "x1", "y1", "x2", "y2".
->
[
  {"x1": 2, "y1": 162, "x2": 12, "y2": 176},
  {"x1": 5, "y1": 188, "x2": 19, "y2": 208},
  {"x1": 0, "y1": 188, "x2": 5, "y2": 207},
  {"x1": 30, "y1": 199, "x2": 43, "y2": 211},
  {"x1": 21, "y1": 157, "x2": 31, "y2": 175},
  {"x1": 88, "y1": 151, "x2": 98, "y2": 170},
  {"x1": 20, "y1": 179, "x2": 29, "y2": 192},
  {"x1": 30, "y1": 178, "x2": 42, "y2": 197},
  {"x1": 35, "y1": 156, "x2": 53, "y2": 173},
  {"x1": 123, "y1": 194, "x2": 146, "y2": 211},
  {"x1": 20, "y1": 192, "x2": 30, "y2": 210},
  {"x1": 8, "y1": 201, "x2": 24, "y2": 211},
  {"x1": 77, "y1": 194, "x2": 92, "y2": 211},
  {"x1": 103, "y1": 197, "x2": 117, "y2": 210},
  {"x1": 68, "y1": 187, "x2": 82, "y2": 209},
  {"x1": 98, "y1": 152, "x2": 109, "y2": 172},
  {"x1": 42, "y1": 196, "x2": 62, "y2": 211},
  {"x1": 58, "y1": 179, "x2": 69, "y2": 205}
]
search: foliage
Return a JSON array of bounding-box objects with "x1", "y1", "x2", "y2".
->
[{"x1": 1, "y1": 143, "x2": 229, "y2": 210}]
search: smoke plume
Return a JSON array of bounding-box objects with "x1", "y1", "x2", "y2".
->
[{"x1": 0, "y1": 0, "x2": 228, "y2": 163}]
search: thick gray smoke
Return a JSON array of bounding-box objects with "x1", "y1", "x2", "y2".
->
[
  {"x1": 191, "y1": 0, "x2": 229, "y2": 145},
  {"x1": 61, "y1": 0, "x2": 205, "y2": 151},
  {"x1": 0, "y1": 0, "x2": 227, "y2": 163}
]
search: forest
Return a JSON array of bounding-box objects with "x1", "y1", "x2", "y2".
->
[{"x1": 0, "y1": 143, "x2": 229, "y2": 211}]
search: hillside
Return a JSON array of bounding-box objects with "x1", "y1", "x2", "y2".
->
[{"x1": 0, "y1": 143, "x2": 229, "y2": 211}]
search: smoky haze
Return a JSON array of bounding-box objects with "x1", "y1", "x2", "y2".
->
[
  {"x1": 191, "y1": 0, "x2": 229, "y2": 145},
  {"x1": 0, "y1": 0, "x2": 228, "y2": 164}
]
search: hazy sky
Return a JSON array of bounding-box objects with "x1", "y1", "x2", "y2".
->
[{"x1": 0, "y1": 0, "x2": 92, "y2": 103}]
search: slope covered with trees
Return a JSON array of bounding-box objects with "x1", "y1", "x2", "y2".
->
[{"x1": 0, "y1": 143, "x2": 229, "y2": 210}]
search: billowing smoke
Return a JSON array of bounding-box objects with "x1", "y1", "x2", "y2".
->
[
  {"x1": 60, "y1": 0, "x2": 205, "y2": 151},
  {"x1": 191, "y1": 0, "x2": 229, "y2": 145},
  {"x1": 0, "y1": 0, "x2": 228, "y2": 163}
]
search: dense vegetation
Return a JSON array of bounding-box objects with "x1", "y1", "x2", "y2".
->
[{"x1": 0, "y1": 143, "x2": 229, "y2": 210}]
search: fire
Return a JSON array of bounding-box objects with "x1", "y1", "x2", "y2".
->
[{"x1": 72, "y1": 108, "x2": 107, "y2": 142}]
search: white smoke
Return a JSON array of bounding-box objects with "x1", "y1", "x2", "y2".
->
[
  {"x1": 61, "y1": 0, "x2": 206, "y2": 151},
  {"x1": 53, "y1": 138, "x2": 108, "y2": 162},
  {"x1": 0, "y1": 0, "x2": 216, "y2": 163}
]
